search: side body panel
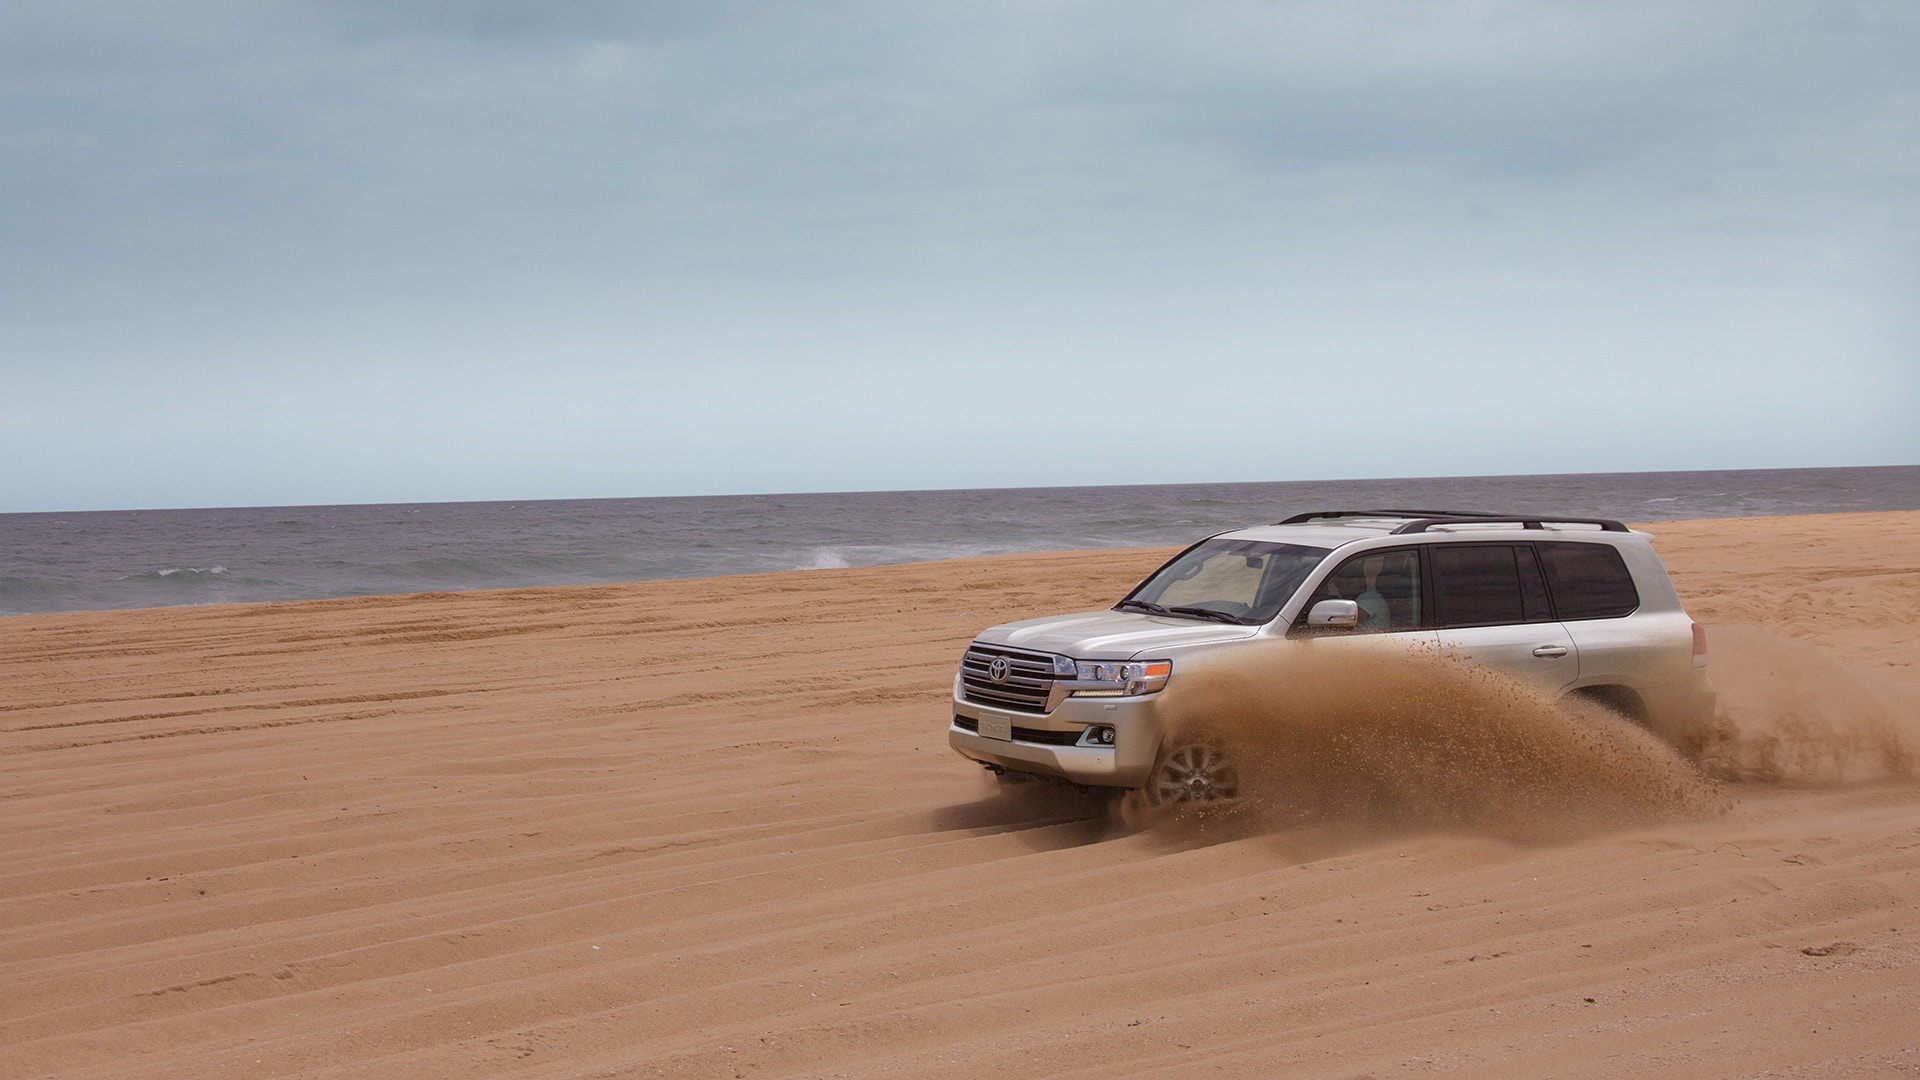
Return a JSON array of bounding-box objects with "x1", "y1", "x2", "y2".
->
[{"x1": 1434, "y1": 621, "x2": 1580, "y2": 698}]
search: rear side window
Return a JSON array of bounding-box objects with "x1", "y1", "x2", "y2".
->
[
  {"x1": 1431, "y1": 544, "x2": 1553, "y2": 628},
  {"x1": 1538, "y1": 542, "x2": 1639, "y2": 620}
]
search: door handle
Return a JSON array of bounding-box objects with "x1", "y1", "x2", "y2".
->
[{"x1": 1532, "y1": 645, "x2": 1569, "y2": 658}]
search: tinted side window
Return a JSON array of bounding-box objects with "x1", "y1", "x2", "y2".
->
[
  {"x1": 1516, "y1": 545, "x2": 1554, "y2": 622},
  {"x1": 1538, "y1": 542, "x2": 1640, "y2": 620},
  {"x1": 1431, "y1": 544, "x2": 1543, "y2": 628}
]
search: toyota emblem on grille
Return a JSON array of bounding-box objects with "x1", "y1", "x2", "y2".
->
[{"x1": 987, "y1": 656, "x2": 1012, "y2": 683}]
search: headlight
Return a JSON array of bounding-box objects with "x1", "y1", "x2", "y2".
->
[{"x1": 1069, "y1": 659, "x2": 1171, "y2": 696}]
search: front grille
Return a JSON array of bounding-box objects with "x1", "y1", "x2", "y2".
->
[
  {"x1": 952, "y1": 715, "x2": 1084, "y2": 746},
  {"x1": 959, "y1": 642, "x2": 1060, "y2": 713}
]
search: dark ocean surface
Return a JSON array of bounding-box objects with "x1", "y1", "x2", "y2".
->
[{"x1": 2, "y1": 466, "x2": 1915, "y2": 616}]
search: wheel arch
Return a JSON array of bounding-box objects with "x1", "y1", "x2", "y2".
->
[{"x1": 1566, "y1": 684, "x2": 1648, "y2": 724}]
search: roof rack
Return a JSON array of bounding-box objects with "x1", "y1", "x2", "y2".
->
[
  {"x1": 1274, "y1": 509, "x2": 1508, "y2": 525},
  {"x1": 1273, "y1": 510, "x2": 1629, "y2": 534},
  {"x1": 1389, "y1": 516, "x2": 1628, "y2": 535}
]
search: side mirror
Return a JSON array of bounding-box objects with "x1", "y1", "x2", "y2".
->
[{"x1": 1307, "y1": 599, "x2": 1360, "y2": 629}]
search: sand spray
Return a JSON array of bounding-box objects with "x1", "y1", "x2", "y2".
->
[
  {"x1": 1695, "y1": 624, "x2": 1918, "y2": 784},
  {"x1": 984, "y1": 629, "x2": 1915, "y2": 841},
  {"x1": 1128, "y1": 638, "x2": 1728, "y2": 840}
]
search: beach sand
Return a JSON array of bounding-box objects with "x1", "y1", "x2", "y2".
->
[{"x1": 4, "y1": 511, "x2": 1918, "y2": 1078}]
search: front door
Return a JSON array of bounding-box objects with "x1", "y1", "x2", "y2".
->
[{"x1": 1291, "y1": 546, "x2": 1439, "y2": 651}]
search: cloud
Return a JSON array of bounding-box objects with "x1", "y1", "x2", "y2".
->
[{"x1": 0, "y1": 0, "x2": 1915, "y2": 509}]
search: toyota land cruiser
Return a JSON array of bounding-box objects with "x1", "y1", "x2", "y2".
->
[{"x1": 948, "y1": 510, "x2": 1717, "y2": 804}]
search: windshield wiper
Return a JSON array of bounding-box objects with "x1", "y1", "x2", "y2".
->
[
  {"x1": 1164, "y1": 605, "x2": 1249, "y2": 624},
  {"x1": 1118, "y1": 598, "x2": 1246, "y2": 624}
]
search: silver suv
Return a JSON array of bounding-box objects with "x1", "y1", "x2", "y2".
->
[{"x1": 949, "y1": 510, "x2": 1716, "y2": 803}]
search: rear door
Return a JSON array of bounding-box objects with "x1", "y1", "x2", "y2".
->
[
  {"x1": 1536, "y1": 540, "x2": 1647, "y2": 688},
  {"x1": 1428, "y1": 543, "x2": 1579, "y2": 698}
]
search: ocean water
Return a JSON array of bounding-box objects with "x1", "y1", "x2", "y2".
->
[{"x1": 2, "y1": 466, "x2": 1915, "y2": 616}]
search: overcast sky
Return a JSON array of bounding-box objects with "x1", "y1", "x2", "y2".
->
[{"x1": 2, "y1": 1, "x2": 1916, "y2": 512}]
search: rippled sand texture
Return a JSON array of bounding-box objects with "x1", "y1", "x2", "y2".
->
[{"x1": 3, "y1": 512, "x2": 1918, "y2": 1078}]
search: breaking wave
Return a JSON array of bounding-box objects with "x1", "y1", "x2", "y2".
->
[{"x1": 135, "y1": 565, "x2": 229, "y2": 580}]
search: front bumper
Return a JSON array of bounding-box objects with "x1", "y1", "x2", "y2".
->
[{"x1": 949, "y1": 691, "x2": 1167, "y2": 789}]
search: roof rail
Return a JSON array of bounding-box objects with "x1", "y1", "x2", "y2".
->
[
  {"x1": 1274, "y1": 509, "x2": 1507, "y2": 525},
  {"x1": 1389, "y1": 516, "x2": 1629, "y2": 535},
  {"x1": 1271, "y1": 510, "x2": 1630, "y2": 534}
]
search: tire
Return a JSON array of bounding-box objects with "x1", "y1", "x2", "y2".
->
[{"x1": 1144, "y1": 738, "x2": 1241, "y2": 805}]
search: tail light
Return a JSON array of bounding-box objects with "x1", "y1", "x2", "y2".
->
[{"x1": 1692, "y1": 623, "x2": 1708, "y2": 667}]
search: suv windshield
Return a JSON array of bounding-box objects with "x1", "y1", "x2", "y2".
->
[{"x1": 1118, "y1": 540, "x2": 1331, "y2": 625}]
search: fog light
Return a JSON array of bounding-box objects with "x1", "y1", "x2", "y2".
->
[{"x1": 1083, "y1": 725, "x2": 1116, "y2": 746}]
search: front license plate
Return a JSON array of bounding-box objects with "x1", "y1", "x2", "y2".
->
[{"x1": 978, "y1": 714, "x2": 1012, "y2": 741}]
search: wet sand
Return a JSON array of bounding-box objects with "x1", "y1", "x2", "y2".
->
[{"x1": 4, "y1": 511, "x2": 1918, "y2": 1078}]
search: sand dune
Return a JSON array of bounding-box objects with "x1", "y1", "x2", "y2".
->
[{"x1": 4, "y1": 513, "x2": 1918, "y2": 1078}]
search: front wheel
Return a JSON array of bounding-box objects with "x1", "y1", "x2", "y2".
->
[{"x1": 1145, "y1": 739, "x2": 1240, "y2": 805}]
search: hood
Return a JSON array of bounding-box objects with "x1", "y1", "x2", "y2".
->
[{"x1": 976, "y1": 609, "x2": 1259, "y2": 658}]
